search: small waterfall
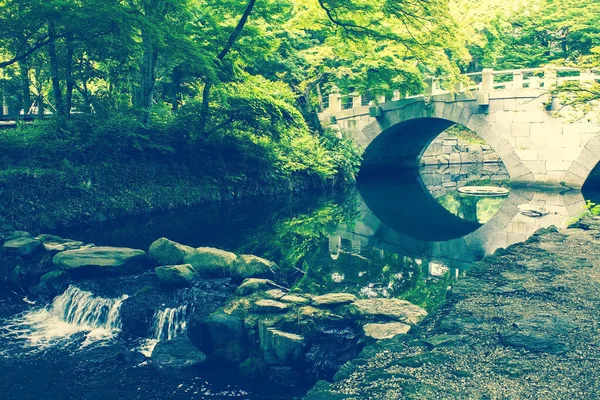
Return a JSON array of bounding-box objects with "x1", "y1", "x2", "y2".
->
[
  {"x1": 52, "y1": 286, "x2": 126, "y2": 331},
  {"x1": 151, "y1": 305, "x2": 188, "y2": 341},
  {"x1": 4, "y1": 285, "x2": 128, "y2": 350},
  {"x1": 139, "y1": 305, "x2": 188, "y2": 357}
]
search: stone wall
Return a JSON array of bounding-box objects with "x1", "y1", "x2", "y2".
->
[{"x1": 420, "y1": 131, "x2": 501, "y2": 166}]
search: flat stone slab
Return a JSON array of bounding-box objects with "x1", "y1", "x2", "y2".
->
[
  {"x1": 235, "y1": 278, "x2": 280, "y2": 296},
  {"x1": 458, "y1": 186, "x2": 510, "y2": 197},
  {"x1": 281, "y1": 294, "x2": 310, "y2": 305},
  {"x1": 253, "y1": 299, "x2": 290, "y2": 313},
  {"x1": 264, "y1": 289, "x2": 287, "y2": 299},
  {"x1": 363, "y1": 322, "x2": 411, "y2": 340},
  {"x1": 349, "y1": 298, "x2": 428, "y2": 324},
  {"x1": 3, "y1": 237, "x2": 42, "y2": 256},
  {"x1": 53, "y1": 246, "x2": 148, "y2": 276},
  {"x1": 311, "y1": 293, "x2": 357, "y2": 307}
]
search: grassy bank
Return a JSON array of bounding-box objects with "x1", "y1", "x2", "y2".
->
[{"x1": 0, "y1": 115, "x2": 361, "y2": 232}]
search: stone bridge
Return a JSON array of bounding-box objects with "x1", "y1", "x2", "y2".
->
[{"x1": 320, "y1": 67, "x2": 600, "y2": 188}]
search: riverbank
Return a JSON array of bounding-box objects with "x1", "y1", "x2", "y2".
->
[
  {"x1": 0, "y1": 160, "x2": 338, "y2": 232},
  {"x1": 305, "y1": 215, "x2": 600, "y2": 399},
  {"x1": 0, "y1": 117, "x2": 361, "y2": 232}
]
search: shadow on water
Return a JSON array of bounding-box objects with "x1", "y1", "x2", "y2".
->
[{"x1": 3, "y1": 162, "x2": 596, "y2": 399}]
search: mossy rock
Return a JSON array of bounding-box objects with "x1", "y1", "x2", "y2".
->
[
  {"x1": 148, "y1": 238, "x2": 195, "y2": 265},
  {"x1": 155, "y1": 264, "x2": 197, "y2": 287}
]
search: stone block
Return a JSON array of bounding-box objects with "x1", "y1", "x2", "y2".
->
[
  {"x1": 531, "y1": 123, "x2": 562, "y2": 137},
  {"x1": 466, "y1": 115, "x2": 492, "y2": 137},
  {"x1": 503, "y1": 98, "x2": 517, "y2": 111},
  {"x1": 563, "y1": 123, "x2": 586, "y2": 136},
  {"x1": 495, "y1": 110, "x2": 515, "y2": 123},
  {"x1": 511, "y1": 122, "x2": 531, "y2": 137},
  {"x1": 562, "y1": 158, "x2": 585, "y2": 182},
  {"x1": 515, "y1": 137, "x2": 531, "y2": 149},
  {"x1": 576, "y1": 148, "x2": 600, "y2": 170},
  {"x1": 562, "y1": 147, "x2": 583, "y2": 162},
  {"x1": 560, "y1": 171, "x2": 585, "y2": 188},
  {"x1": 546, "y1": 160, "x2": 571, "y2": 171},
  {"x1": 513, "y1": 111, "x2": 544, "y2": 123},
  {"x1": 538, "y1": 147, "x2": 562, "y2": 161},
  {"x1": 580, "y1": 133, "x2": 597, "y2": 147},
  {"x1": 525, "y1": 160, "x2": 547, "y2": 174},
  {"x1": 515, "y1": 149, "x2": 538, "y2": 161},
  {"x1": 530, "y1": 137, "x2": 548, "y2": 148},
  {"x1": 584, "y1": 135, "x2": 600, "y2": 154},
  {"x1": 458, "y1": 107, "x2": 473, "y2": 126}
]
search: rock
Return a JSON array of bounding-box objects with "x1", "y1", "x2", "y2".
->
[
  {"x1": 239, "y1": 356, "x2": 268, "y2": 379},
  {"x1": 1, "y1": 231, "x2": 30, "y2": 242},
  {"x1": 148, "y1": 238, "x2": 195, "y2": 266},
  {"x1": 363, "y1": 322, "x2": 411, "y2": 340},
  {"x1": 281, "y1": 294, "x2": 310, "y2": 305},
  {"x1": 151, "y1": 335, "x2": 207, "y2": 369},
  {"x1": 268, "y1": 366, "x2": 302, "y2": 386},
  {"x1": 253, "y1": 299, "x2": 290, "y2": 313},
  {"x1": 233, "y1": 254, "x2": 277, "y2": 279},
  {"x1": 259, "y1": 322, "x2": 305, "y2": 365},
  {"x1": 53, "y1": 247, "x2": 148, "y2": 277},
  {"x1": 37, "y1": 270, "x2": 69, "y2": 296},
  {"x1": 3, "y1": 237, "x2": 42, "y2": 257},
  {"x1": 235, "y1": 278, "x2": 280, "y2": 296},
  {"x1": 349, "y1": 298, "x2": 428, "y2": 324},
  {"x1": 189, "y1": 313, "x2": 246, "y2": 364},
  {"x1": 499, "y1": 331, "x2": 569, "y2": 354},
  {"x1": 183, "y1": 247, "x2": 237, "y2": 276},
  {"x1": 265, "y1": 289, "x2": 287, "y2": 299},
  {"x1": 42, "y1": 241, "x2": 89, "y2": 253},
  {"x1": 311, "y1": 293, "x2": 357, "y2": 307},
  {"x1": 155, "y1": 264, "x2": 197, "y2": 287}
]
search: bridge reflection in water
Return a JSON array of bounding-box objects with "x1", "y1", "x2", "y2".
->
[{"x1": 328, "y1": 164, "x2": 586, "y2": 280}]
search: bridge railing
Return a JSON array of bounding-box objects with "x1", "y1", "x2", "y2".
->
[{"x1": 322, "y1": 67, "x2": 600, "y2": 116}]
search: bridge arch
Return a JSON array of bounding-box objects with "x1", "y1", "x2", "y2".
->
[{"x1": 357, "y1": 100, "x2": 534, "y2": 184}]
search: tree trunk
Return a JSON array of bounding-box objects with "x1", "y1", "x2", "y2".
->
[
  {"x1": 65, "y1": 33, "x2": 75, "y2": 117},
  {"x1": 19, "y1": 61, "x2": 32, "y2": 115},
  {"x1": 47, "y1": 21, "x2": 65, "y2": 117},
  {"x1": 137, "y1": 33, "x2": 158, "y2": 125},
  {"x1": 198, "y1": 0, "x2": 258, "y2": 137}
]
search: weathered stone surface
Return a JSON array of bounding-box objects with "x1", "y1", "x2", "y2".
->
[
  {"x1": 264, "y1": 289, "x2": 287, "y2": 299},
  {"x1": 235, "y1": 278, "x2": 280, "y2": 296},
  {"x1": 259, "y1": 322, "x2": 305, "y2": 365},
  {"x1": 190, "y1": 312, "x2": 246, "y2": 364},
  {"x1": 149, "y1": 238, "x2": 195, "y2": 265},
  {"x1": 37, "y1": 270, "x2": 69, "y2": 296},
  {"x1": 239, "y1": 356, "x2": 268, "y2": 379},
  {"x1": 311, "y1": 293, "x2": 357, "y2": 307},
  {"x1": 499, "y1": 331, "x2": 569, "y2": 354},
  {"x1": 253, "y1": 299, "x2": 290, "y2": 313},
  {"x1": 349, "y1": 298, "x2": 427, "y2": 324},
  {"x1": 363, "y1": 322, "x2": 411, "y2": 340},
  {"x1": 268, "y1": 366, "x2": 302, "y2": 386},
  {"x1": 53, "y1": 246, "x2": 148, "y2": 277},
  {"x1": 233, "y1": 254, "x2": 277, "y2": 279},
  {"x1": 155, "y1": 264, "x2": 197, "y2": 287},
  {"x1": 183, "y1": 247, "x2": 237, "y2": 276},
  {"x1": 151, "y1": 335, "x2": 207, "y2": 369},
  {"x1": 3, "y1": 237, "x2": 42, "y2": 257},
  {"x1": 281, "y1": 294, "x2": 310, "y2": 305}
]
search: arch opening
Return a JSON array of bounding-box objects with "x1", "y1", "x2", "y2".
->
[{"x1": 357, "y1": 117, "x2": 510, "y2": 242}]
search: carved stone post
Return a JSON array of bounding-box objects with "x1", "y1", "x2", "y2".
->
[
  {"x1": 328, "y1": 86, "x2": 342, "y2": 112},
  {"x1": 481, "y1": 68, "x2": 494, "y2": 91},
  {"x1": 512, "y1": 71, "x2": 524, "y2": 89}
]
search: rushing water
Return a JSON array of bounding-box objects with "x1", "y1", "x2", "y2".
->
[
  {"x1": 3, "y1": 163, "x2": 600, "y2": 399},
  {"x1": 3, "y1": 285, "x2": 127, "y2": 351}
]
